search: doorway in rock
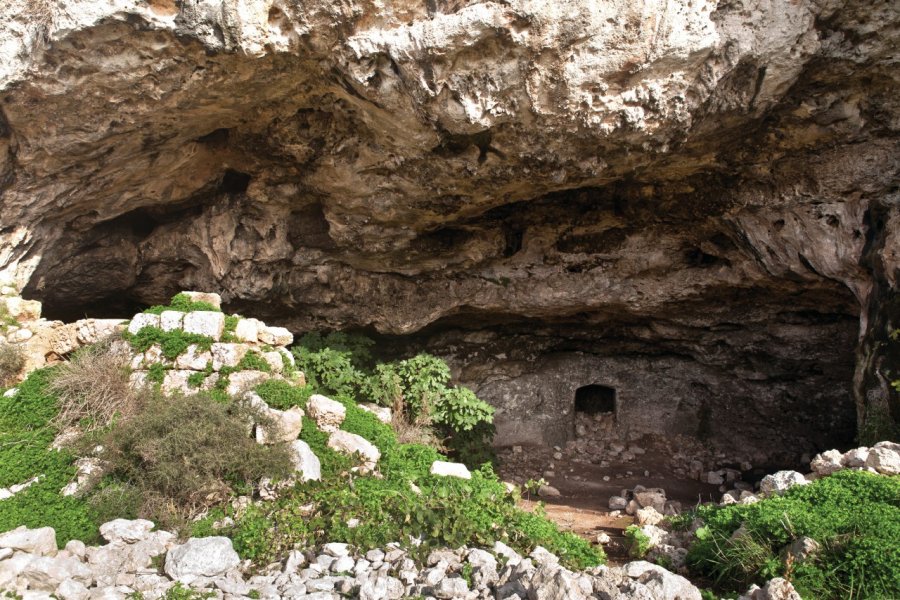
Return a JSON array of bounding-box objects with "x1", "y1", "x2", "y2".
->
[{"x1": 575, "y1": 384, "x2": 617, "y2": 417}]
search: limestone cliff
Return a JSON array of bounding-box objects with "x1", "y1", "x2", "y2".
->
[{"x1": 0, "y1": 0, "x2": 897, "y2": 455}]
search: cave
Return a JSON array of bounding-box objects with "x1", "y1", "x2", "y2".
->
[
  {"x1": 575, "y1": 385, "x2": 617, "y2": 416},
  {"x1": 0, "y1": 0, "x2": 896, "y2": 474}
]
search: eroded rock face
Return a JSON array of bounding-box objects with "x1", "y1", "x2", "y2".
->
[{"x1": 0, "y1": 0, "x2": 897, "y2": 453}]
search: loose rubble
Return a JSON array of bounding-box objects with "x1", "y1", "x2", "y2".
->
[{"x1": 1, "y1": 523, "x2": 716, "y2": 600}]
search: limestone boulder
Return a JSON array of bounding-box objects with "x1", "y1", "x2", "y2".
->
[
  {"x1": 0, "y1": 526, "x2": 57, "y2": 556},
  {"x1": 308, "y1": 394, "x2": 347, "y2": 432},
  {"x1": 164, "y1": 537, "x2": 240, "y2": 584}
]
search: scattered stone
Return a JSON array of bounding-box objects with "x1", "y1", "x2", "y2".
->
[
  {"x1": 759, "y1": 471, "x2": 809, "y2": 497},
  {"x1": 866, "y1": 445, "x2": 900, "y2": 475},
  {"x1": 608, "y1": 496, "x2": 627, "y2": 510},
  {"x1": 0, "y1": 526, "x2": 58, "y2": 556},
  {"x1": 308, "y1": 394, "x2": 347, "y2": 432},
  {"x1": 636, "y1": 506, "x2": 664, "y2": 527},
  {"x1": 256, "y1": 406, "x2": 304, "y2": 444},
  {"x1": 430, "y1": 460, "x2": 472, "y2": 479},
  {"x1": 634, "y1": 488, "x2": 666, "y2": 512},
  {"x1": 164, "y1": 537, "x2": 240, "y2": 584},
  {"x1": 537, "y1": 485, "x2": 561, "y2": 498},
  {"x1": 327, "y1": 430, "x2": 380, "y2": 470},
  {"x1": 259, "y1": 325, "x2": 293, "y2": 346},
  {"x1": 289, "y1": 440, "x2": 322, "y2": 482},
  {"x1": 810, "y1": 449, "x2": 843, "y2": 476},
  {"x1": 99, "y1": 519, "x2": 154, "y2": 544},
  {"x1": 359, "y1": 403, "x2": 392, "y2": 423}
]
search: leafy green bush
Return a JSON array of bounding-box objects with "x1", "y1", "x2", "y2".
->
[
  {"x1": 226, "y1": 382, "x2": 603, "y2": 570},
  {"x1": 0, "y1": 369, "x2": 100, "y2": 546},
  {"x1": 94, "y1": 390, "x2": 293, "y2": 529},
  {"x1": 124, "y1": 325, "x2": 215, "y2": 360},
  {"x1": 0, "y1": 342, "x2": 25, "y2": 388},
  {"x1": 255, "y1": 379, "x2": 314, "y2": 410},
  {"x1": 143, "y1": 293, "x2": 220, "y2": 314},
  {"x1": 687, "y1": 470, "x2": 900, "y2": 599},
  {"x1": 293, "y1": 335, "x2": 495, "y2": 467},
  {"x1": 625, "y1": 524, "x2": 651, "y2": 558}
]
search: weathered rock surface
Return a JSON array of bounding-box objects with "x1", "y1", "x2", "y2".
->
[{"x1": 0, "y1": 0, "x2": 897, "y2": 453}]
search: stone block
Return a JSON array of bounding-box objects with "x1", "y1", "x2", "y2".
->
[{"x1": 182, "y1": 311, "x2": 225, "y2": 340}]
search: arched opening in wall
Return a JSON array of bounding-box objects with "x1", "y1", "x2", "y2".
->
[{"x1": 575, "y1": 384, "x2": 616, "y2": 416}]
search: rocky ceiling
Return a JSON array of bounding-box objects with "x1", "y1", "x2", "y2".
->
[{"x1": 0, "y1": 0, "x2": 897, "y2": 450}]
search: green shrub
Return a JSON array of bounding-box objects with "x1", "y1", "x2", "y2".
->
[
  {"x1": 687, "y1": 470, "x2": 900, "y2": 599},
  {"x1": 143, "y1": 293, "x2": 221, "y2": 314},
  {"x1": 294, "y1": 334, "x2": 495, "y2": 468},
  {"x1": 124, "y1": 326, "x2": 215, "y2": 360},
  {"x1": 229, "y1": 390, "x2": 604, "y2": 570},
  {"x1": 237, "y1": 350, "x2": 271, "y2": 373},
  {"x1": 0, "y1": 342, "x2": 25, "y2": 388},
  {"x1": 255, "y1": 379, "x2": 314, "y2": 410},
  {"x1": 625, "y1": 524, "x2": 652, "y2": 558},
  {"x1": 94, "y1": 390, "x2": 293, "y2": 529},
  {"x1": 0, "y1": 369, "x2": 100, "y2": 546}
]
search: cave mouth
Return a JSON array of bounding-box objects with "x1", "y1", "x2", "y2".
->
[{"x1": 575, "y1": 384, "x2": 617, "y2": 416}]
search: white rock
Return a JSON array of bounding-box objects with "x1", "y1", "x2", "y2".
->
[
  {"x1": 225, "y1": 370, "x2": 271, "y2": 396},
  {"x1": 75, "y1": 319, "x2": 126, "y2": 344},
  {"x1": 327, "y1": 430, "x2": 380, "y2": 469},
  {"x1": 323, "y1": 542, "x2": 351, "y2": 557},
  {"x1": 289, "y1": 440, "x2": 322, "y2": 482},
  {"x1": 308, "y1": 394, "x2": 347, "y2": 432},
  {"x1": 748, "y1": 577, "x2": 802, "y2": 600},
  {"x1": 261, "y1": 350, "x2": 285, "y2": 373},
  {"x1": 211, "y1": 342, "x2": 249, "y2": 370},
  {"x1": 181, "y1": 291, "x2": 222, "y2": 309},
  {"x1": 9, "y1": 328, "x2": 32, "y2": 342},
  {"x1": 636, "y1": 506, "x2": 664, "y2": 526},
  {"x1": 0, "y1": 526, "x2": 57, "y2": 556},
  {"x1": 2, "y1": 387, "x2": 17, "y2": 397},
  {"x1": 625, "y1": 560, "x2": 702, "y2": 600},
  {"x1": 159, "y1": 310, "x2": 184, "y2": 332},
  {"x1": 810, "y1": 449, "x2": 843, "y2": 476},
  {"x1": 759, "y1": 471, "x2": 809, "y2": 497},
  {"x1": 4, "y1": 297, "x2": 41, "y2": 320},
  {"x1": 866, "y1": 445, "x2": 900, "y2": 475},
  {"x1": 258, "y1": 325, "x2": 293, "y2": 346},
  {"x1": 56, "y1": 579, "x2": 91, "y2": 600},
  {"x1": 841, "y1": 447, "x2": 870, "y2": 468},
  {"x1": 359, "y1": 403, "x2": 392, "y2": 423},
  {"x1": 433, "y1": 577, "x2": 469, "y2": 599},
  {"x1": 22, "y1": 555, "x2": 93, "y2": 591},
  {"x1": 174, "y1": 344, "x2": 212, "y2": 370},
  {"x1": 164, "y1": 537, "x2": 240, "y2": 584},
  {"x1": 182, "y1": 311, "x2": 225, "y2": 340},
  {"x1": 430, "y1": 460, "x2": 471, "y2": 479},
  {"x1": 256, "y1": 406, "x2": 304, "y2": 444},
  {"x1": 161, "y1": 370, "x2": 193, "y2": 395},
  {"x1": 99, "y1": 519, "x2": 155, "y2": 544},
  {"x1": 233, "y1": 318, "x2": 259, "y2": 343},
  {"x1": 127, "y1": 313, "x2": 160, "y2": 335}
]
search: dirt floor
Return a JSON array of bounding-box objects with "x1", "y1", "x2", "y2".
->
[{"x1": 499, "y1": 436, "x2": 723, "y2": 563}]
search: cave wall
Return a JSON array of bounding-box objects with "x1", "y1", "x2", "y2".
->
[{"x1": 0, "y1": 0, "x2": 898, "y2": 452}]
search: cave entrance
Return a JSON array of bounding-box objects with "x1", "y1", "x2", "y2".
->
[{"x1": 575, "y1": 384, "x2": 617, "y2": 416}]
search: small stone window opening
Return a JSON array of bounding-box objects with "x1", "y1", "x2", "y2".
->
[{"x1": 575, "y1": 384, "x2": 616, "y2": 415}]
